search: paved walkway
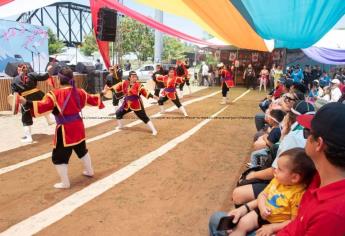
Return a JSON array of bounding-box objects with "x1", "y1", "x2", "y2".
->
[{"x1": 0, "y1": 86, "x2": 206, "y2": 153}]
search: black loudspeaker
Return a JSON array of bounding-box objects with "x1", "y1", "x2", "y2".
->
[
  {"x1": 5, "y1": 62, "x2": 34, "y2": 77},
  {"x1": 47, "y1": 61, "x2": 68, "y2": 75},
  {"x1": 96, "y1": 8, "x2": 117, "y2": 42},
  {"x1": 75, "y1": 62, "x2": 96, "y2": 74}
]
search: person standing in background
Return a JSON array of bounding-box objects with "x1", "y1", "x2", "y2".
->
[
  {"x1": 273, "y1": 65, "x2": 284, "y2": 88},
  {"x1": 124, "y1": 60, "x2": 131, "y2": 71},
  {"x1": 95, "y1": 59, "x2": 103, "y2": 70},
  {"x1": 259, "y1": 65, "x2": 269, "y2": 92},
  {"x1": 269, "y1": 64, "x2": 276, "y2": 90},
  {"x1": 303, "y1": 65, "x2": 312, "y2": 90},
  {"x1": 243, "y1": 64, "x2": 256, "y2": 90},
  {"x1": 201, "y1": 62, "x2": 210, "y2": 86}
]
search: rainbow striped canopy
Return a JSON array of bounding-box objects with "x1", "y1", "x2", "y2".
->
[{"x1": 137, "y1": 0, "x2": 345, "y2": 51}]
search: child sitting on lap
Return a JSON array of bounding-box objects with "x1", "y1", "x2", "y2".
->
[{"x1": 228, "y1": 148, "x2": 315, "y2": 236}]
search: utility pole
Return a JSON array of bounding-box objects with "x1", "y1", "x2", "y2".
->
[{"x1": 154, "y1": 10, "x2": 163, "y2": 63}]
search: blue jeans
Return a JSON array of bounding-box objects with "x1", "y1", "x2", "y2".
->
[
  {"x1": 250, "y1": 148, "x2": 269, "y2": 167},
  {"x1": 209, "y1": 211, "x2": 228, "y2": 236},
  {"x1": 209, "y1": 211, "x2": 256, "y2": 236}
]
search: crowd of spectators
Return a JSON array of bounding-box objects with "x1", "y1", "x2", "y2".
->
[{"x1": 208, "y1": 65, "x2": 345, "y2": 236}]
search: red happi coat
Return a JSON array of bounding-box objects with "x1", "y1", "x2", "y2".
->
[
  {"x1": 31, "y1": 87, "x2": 104, "y2": 147},
  {"x1": 156, "y1": 75, "x2": 184, "y2": 100},
  {"x1": 221, "y1": 69, "x2": 235, "y2": 88},
  {"x1": 176, "y1": 64, "x2": 190, "y2": 81},
  {"x1": 112, "y1": 80, "x2": 151, "y2": 111}
]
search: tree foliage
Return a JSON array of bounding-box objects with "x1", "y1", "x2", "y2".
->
[
  {"x1": 80, "y1": 33, "x2": 99, "y2": 56},
  {"x1": 48, "y1": 28, "x2": 65, "y2": 55},
  {"x1": 162, "y1": 36, "x2": 187, "y2": 61},
  {"x1": 117, "y1": 17, "x2": 154, "y2": 62}
]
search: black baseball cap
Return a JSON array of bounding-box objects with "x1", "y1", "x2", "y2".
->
[
  {"x1": 297, "y1": 103, "x2": 345, "y2": 148},
  {"x1": 291, "y1": 100, "x2": 315, "y2": 116}
]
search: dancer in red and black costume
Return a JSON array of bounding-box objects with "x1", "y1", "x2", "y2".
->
[
  {"x1": 219, "y1": 64, "x2": 235, "y2": 104},
  {"x1": 108, "y1": 71, "x2": 158, "y2": 135},
  {"x1": 152, "y1": 64, "x2": 166, "y2": 97},
  {"x1": 19, "y1": 67, "x2": 105, "y2": 189},
  {"x1": 176, "y1": 60, "x2": 191, "y2": 98},
  {"x1": 105, "y1": 65, "x2": 124, "y2": 110},
  {"x1": 156, "y1": 67, "x2": 188, "y2": 116},
  {"x1": 11, "y1": 64, "x2": 55, "y2": 143}
]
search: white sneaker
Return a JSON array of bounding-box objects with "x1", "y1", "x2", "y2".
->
[
  {"x1": 116, "y1": 120, "x2": 124, "y2": 129},
  {"x1": 54, "y1": 182, "x2": 70, "y2": 189},
  {"x1": 21, "y1": 136, "x2": 33, "y2": 143},
  {"x1": 81, "y1": 153, "x2": 94, "y2": 177},
  {"x1": 54, "y1": 164, "x2": 70, "y2": 189},
  {"x1": 147, "y1": 121, "x2": 158, "y2": 136}
]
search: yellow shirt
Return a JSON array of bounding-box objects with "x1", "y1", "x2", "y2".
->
[
  {"x1": 273, "y1": 69, "x2": 283, "y2": 87},
  {"x1": 263, "y1": 178, "x2": 305, "y2": 223}
]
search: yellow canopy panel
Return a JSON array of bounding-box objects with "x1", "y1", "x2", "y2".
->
[{"x1": 136, "y1": 0, "x2": 268, "y2": 51}]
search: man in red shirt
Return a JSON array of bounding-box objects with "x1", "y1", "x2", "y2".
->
[{"x1": 278, "y1": 102, "x2": 345, "y2": 236}]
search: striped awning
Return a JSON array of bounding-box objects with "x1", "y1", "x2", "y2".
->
[{"x1": 137, "y1": 0, "x2": 345, "y2": 50}]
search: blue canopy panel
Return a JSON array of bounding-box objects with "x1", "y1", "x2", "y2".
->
[{"x1": 230, "y1": 0, "x2": 345, "y2": 49}]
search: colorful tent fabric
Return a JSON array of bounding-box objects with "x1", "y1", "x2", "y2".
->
[
  {"x1": 136, "y1": 0, "x2": 268, "y2": 51},
  {"x1": 302, "y1": 47, "x2": 345, "y2": 65},
  {"x1": 137, "y1": 0, "x2": 345, "y2": 50},
  {"x1": 236, "y1": 0, "x2": 345, "y2": 49},
  {"x1": 90, "y1": 0, "x2": 214, "y2": 68},
  {"x1": 313, "y1": 29, "x2": 345, "y2": 50}
]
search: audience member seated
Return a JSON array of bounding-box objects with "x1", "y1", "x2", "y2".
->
[
  {"x1": 231, "y1": 101, "x2": 315, "y2": 207},
  {"x1": 277, "y1": 102, "x2": 345, "y2": 236},
  {"x1": 209, "y1": 148, "x2": 315, "y2": 236},
  {"x1": 209, "y1": 102, "x2": 345, "y2": 236},
  {"x1": 319, "y1": 71, "x2": 331, "y2": 88},
  {"x1": 330, "y1": 79, "x2": 342, "y2": 102},
  {"x1": 307, "y1": 80, "x2": 321, "y2": 103},
  {"x1": 249, "y1": 109, "x2": 285, "y2": 168}
]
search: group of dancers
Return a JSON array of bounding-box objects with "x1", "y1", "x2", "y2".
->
[
  {"x1": 11, "y1": 60, "x2": 235, "y2": 189},
  {"x1": 12, "y1": 61, "x2": 194, "y2": 188}
]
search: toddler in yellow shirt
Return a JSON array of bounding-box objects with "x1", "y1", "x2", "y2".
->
[{"x1": 228, "y1": 148, "x2": 316, "y2": 236}]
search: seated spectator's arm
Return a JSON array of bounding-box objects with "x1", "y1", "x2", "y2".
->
[
  {"x1": 257, "y1": 184, "x2": 273, "y2": 220},
  {"x1": 228, "y1": 199, "x2": 258, "y2": 224},
  {"x1": 256, "y1": 220, "x2": 292, "y2": 236},
  {"x1": 246, "y1": 167, "x2": 274, "y2": 181},
  {"x1": 253, "y1": 134, "x2": 269, "y2": 151},
  {"x1": 262, "y1": 135, "x2": 274, "y2": 148}
]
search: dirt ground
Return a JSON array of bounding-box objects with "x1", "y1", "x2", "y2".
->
[{"x1": 0, "y1": 87, "x2": 262, "y2": 235}]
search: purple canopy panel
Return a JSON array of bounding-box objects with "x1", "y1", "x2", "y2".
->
[{"x1": 302, "y1": 47, "x2": 345, "y2": 65}]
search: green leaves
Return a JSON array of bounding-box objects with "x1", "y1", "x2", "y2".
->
[
  {"x1": 116, "y1": 17, "x2": 154, "y2": 62},
  {"x1": 48, "y1": 28, "x2": 65, "y2": 55},
  {"x1": 162, "y1": 36, "x2": 187, "y2": 61},
  {"x1": 80, "y1": 33, "x2": 98, "y2": 56}
]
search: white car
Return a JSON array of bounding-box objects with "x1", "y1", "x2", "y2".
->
[{"x1": 123, "y1": 64, "x2": 155, "y2": 82}]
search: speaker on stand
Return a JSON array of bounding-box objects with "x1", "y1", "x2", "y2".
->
[
  {"x1": 5, "y1": 62, "x2": 34, "y2": 77},
  {"x1": 96, "y1": 8, "x2": 117, "y2": 42}
]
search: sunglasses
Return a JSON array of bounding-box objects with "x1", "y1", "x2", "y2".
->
[
  {"x1": 303, "y1": 128, "x2": 312, "y2": 139},
  {"x1": 284, "y1": 96, "x2": 296, "y2": 103}
]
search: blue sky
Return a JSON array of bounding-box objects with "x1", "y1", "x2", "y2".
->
[{"x1": 122, "y1": 0, "x2": 206, "y2": 38}]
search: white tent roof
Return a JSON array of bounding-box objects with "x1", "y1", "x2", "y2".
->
[
  {"x1": 51, "y1": 47, "x2": 94, "y2": 65},
  {"x1": 0, "y1": 0, "x2": 62, "y2": 19},
  {"x1": 313, "y1": 29, "x2": 345, "y2": 49}
]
